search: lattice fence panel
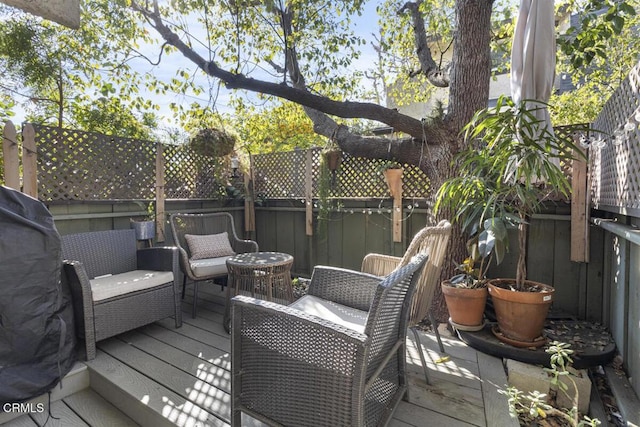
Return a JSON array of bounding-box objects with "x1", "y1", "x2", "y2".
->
[
  {"x1": 253, "y1": 147, "x2": 431, "y2": 199},
  {"x1": 253, "y1": 150, "x2": 308, "y2": 199},
  {"x1": 163, "y1": 144, "x2": 228, "y2": 199},
  {"x1": 591, "y1": 62, "x2": 640, "y2": 214},
  {"x1": 34, "y1": 124, "x2": 156, "y2": 201}
]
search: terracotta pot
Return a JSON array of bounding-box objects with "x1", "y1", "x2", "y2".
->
[
  {"x1": 383, "y1": 168, "x2": 403, "y2": 198},
  {"x1": 488, "y1": 279, "x2": 555, "y2": 343},
  {"x1": 442, "y1": 282, "x2": 488, "y2": 328}
]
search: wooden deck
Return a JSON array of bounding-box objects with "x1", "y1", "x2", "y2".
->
[{"x1": 2, "y1": 286, "x2": 516, "y2": 427}]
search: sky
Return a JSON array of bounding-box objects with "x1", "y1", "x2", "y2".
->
[{"x1": 10, "y1": 2, "x2": 381, "y2": 127}]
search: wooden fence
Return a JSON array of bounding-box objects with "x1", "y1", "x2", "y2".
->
[
  {"x1": 588, "y1": 59, "x2": 640, "y2": 395},
  {"x1": 2, "y1": 122, "x2": 37, "y2": 198}
]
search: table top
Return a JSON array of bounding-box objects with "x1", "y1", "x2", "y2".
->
[{"x1": 227, "y1": 251, "x2": 293, "y2": 268}]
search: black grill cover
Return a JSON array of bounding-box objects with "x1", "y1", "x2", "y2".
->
[{"x1": 0, "y1": 186, "x2": 76, "y2": 403}]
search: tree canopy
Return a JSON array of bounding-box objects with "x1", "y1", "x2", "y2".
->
[{"x1": 0, "y1": 2, "x2": 158, "y2": 137}]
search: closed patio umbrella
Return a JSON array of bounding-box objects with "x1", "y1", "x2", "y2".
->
[{"x1": 510, "y1": 0, "x2": 556, "y2": 139}]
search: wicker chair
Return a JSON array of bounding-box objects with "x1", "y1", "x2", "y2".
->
[
  {"x1": 361, "y1": 220, "x2": 452, "y2": 384},
  {"x1": 231, "y1": 254, "x2": 428, "y2": 427},
  {"x1": 169, "y1": 212, "x2": 258, "y2": 318},
  {"x1": 61, "y1": 229, "x2": 181, "y2": 360}
]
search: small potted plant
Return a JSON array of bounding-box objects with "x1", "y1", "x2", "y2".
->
[
  {"x1": 321, "y1": 140, "x2": 342, "y2": 172},
  {"x1": 437, "y1": 213, "x2": 510, "y2": 330},
  {"x1": 130, "y1": 201, "x2": 156, "y2": 242},
  {"x1": 377, "y1": 160, "x2": 403, "y2": 197}
]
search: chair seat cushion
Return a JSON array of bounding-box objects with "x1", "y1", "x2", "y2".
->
[
  {"x1": 189, "y1": 255, "x2": 233, "y2": 278},
  {"x1": 289, "y1": 295, "x2": 368, "y2": 333},
  {"x1": 90, "y1": 270, "x2": 174, "y2": 302}
]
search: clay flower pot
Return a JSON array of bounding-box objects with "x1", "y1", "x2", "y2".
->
[
  {"x1": 488, "y1": 279, "x2": 555, "y2": 344},
  {"x1": 442, "y1": 282, "x2": 488, "y2": 330}
]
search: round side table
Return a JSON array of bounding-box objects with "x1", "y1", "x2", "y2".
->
[{"x1": 224, "y1": 251, "x2": 294, "y2": 333}]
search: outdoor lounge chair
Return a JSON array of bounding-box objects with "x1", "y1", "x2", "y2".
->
[
  {"x1": 169, "y1": 212, "x2": 258, "y2": 318},
  {"x1": 361, "y1": 220, "x2": 452, "y2": 384},
  {"x1": 61, "y1": 229, "x2": 181, "y2": 360},
  {"x1": 231, "y1": 254, "x2": 428, "y2": 427}
]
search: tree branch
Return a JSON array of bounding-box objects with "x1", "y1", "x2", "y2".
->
[
  {"x1": 399, "y1": 0, "x2": 450, "y2": 88},
  {"x1": 130, "y1": 0, "x2": 435, "y2": 141}
]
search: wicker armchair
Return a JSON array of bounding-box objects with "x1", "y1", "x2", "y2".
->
[
  {"x1": 169, "y1": 212, "x2": 258, "y2": 318},
  {"x1": 361, "y1": 220, "x2": 452, "y2": 384},
  {"x1": 61, "y1": 229, "x2": 181, "y2": 360},
  {"x1": 231, "y1": 254, "x2": 428, "y2": 427}
]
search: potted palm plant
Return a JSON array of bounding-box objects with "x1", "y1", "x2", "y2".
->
[{"x1": 436, "y1": 95, "x2": 581, "y2": 345}]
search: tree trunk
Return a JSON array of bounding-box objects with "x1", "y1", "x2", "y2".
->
[{"x1": 430, "y1": 0, "x2": 495, "y2": 322}]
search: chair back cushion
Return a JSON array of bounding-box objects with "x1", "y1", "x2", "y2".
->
[
  {"x1": 185, "y1": 232, "x2": 235, "y2": 260},
  {"x1": 170, "y1": 213, "x2": 237, "y2": 258},
  {"x1": 61, "y1": 229, "x2": 137, "y2": 278}
]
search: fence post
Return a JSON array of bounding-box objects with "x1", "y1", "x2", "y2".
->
[
  {"x1": 156, "y1": 142, "x2": 166, "y2": 242},
  {"x1": 244, "y1": 155, "x2": 256, "y2": 236},
  {"x1": 305, "y1": 149, "x2": 313, "y2": 236},
  {"x1": 571, "y1": 144, "x2": 589, "y2": 262},
  {"x1": 2, "y1": 121, "x2": 20, "y2": 190},
  {"x1": 21, "y1": 124, "x2": 37, "y2": 198}
]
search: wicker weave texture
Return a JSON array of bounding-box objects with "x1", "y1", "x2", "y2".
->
[
  {"x1": 361, "y1": 220, "x2": 452, "y2": 327},
  {"x1": 61, "y1": 229, "x2": 181, "y2": 360},
  {"x1": 231, "y1": 255, "x2": 427, "y2": 427}
]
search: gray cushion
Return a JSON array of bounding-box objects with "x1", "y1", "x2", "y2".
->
[
  {"x1": 89, "y1": 270, "x2": 174, "y2": 302},
  {"x1": 289, "y1": 295, "x2": 368, "y2": 333},
  {"x1": 189, "y1": 256, "x2": 233, "y2": 278},
  {"x1": 185, "y1": 232, "x2": 235, "y2": 260}
]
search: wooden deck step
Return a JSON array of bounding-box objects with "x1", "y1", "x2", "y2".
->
[
  {"x1": 87, "y1": 335, "x2": 265, "y2": 427},
  {"x1": 1, "y1": 389, "x2": 137, "y2": 427},
  {"x1": 0, "y1": 362, "x2": 89, "y2": 425},
  {"x1": 86, "y1": 348, "x2": 225, "y2": 427}
]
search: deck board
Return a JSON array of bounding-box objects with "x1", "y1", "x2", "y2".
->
[
  {"x1": 0, "y1": 416, "x2": 39, "y2": 427},
  {"x1": 393, "y1": 401, "x2": 476, "y2": 427},
  {"x1": 30, "y1": 400, "x2": 90, "y2": 427},
  {"x1": 63, "y1": 388, "x2": 139, "y2": 427},
  {"x1": 477, "y1": 352, "x2": 519, "y2": 427}
]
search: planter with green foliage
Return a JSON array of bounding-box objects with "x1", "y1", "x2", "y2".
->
[
  {"x1": 189, "y1": 128, "x2": 236, "y2": 158},
  {"x1": 436, "y1": 96, "x2": 581, "y2": 343}
]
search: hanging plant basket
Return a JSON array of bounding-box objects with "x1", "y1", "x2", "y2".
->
[
  {"x1": 189, "y1": 128, "x2": 236, "y2": 158},
  {"x1": 322, "y1": 149, "x2": 342, "y2": 171}
]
